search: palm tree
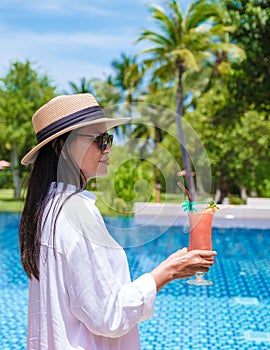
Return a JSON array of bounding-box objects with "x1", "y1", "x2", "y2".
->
[
  {"x1": 111, "y1": 53, "x2": 145, "y2": 104},
  {"x1": 137, "y1": 0, "x2": 244, "y2": 200},
  {"x1": 92, "y1": 76, "x2": 122, "y2": 108},
  {"x1": 67, "y1": 75, "x2": 122, "y2": 107},
  {"x1": 67, "y1": 77, "x2": 94, "y2": 94},
  {"x1": 112, "y1": 53, "x2": 172, "y2": 188}
]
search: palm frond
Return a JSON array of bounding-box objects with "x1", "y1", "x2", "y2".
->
[
  {"x1": 186, "y1": 0, "x2": 223, "y2": 30},
  {"x1": 209, "y1": 24, "x2": 236, "y2": 36},
  {"x1": 137, "y1": 29, "x2": 174, "y2": 47},
  {"x1": 152, "y1": 63, "x2": 176, "y2": 82},
  {"x1": 149, "y1": 3, "x2": 181, "y2": 45},
  {"x1": 169, "y1": 0, "x2": 184, "y2": 21},
  {"x1": 171, "y1": 48, "x2": 199, "y2": 71},
  {"x1": 139, "y1": 47, "x2": 168, "y2": 57},
  {"x1": 209, "y1": 42, "x2": 246, "y2": 60}
]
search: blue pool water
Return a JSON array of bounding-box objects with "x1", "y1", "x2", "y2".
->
[{"x1": 1, "y1": 213, "x2": 270, "y2": 350}]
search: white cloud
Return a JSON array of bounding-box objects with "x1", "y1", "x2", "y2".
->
[
  {"x1": 11, "y1": 30, "x2": 131, "y2": 49},
  {"x1": 0, "y1": 0, "x2": 193, "y2": 92},
  {"x1": 0, "y1": 0, "x2": 117, "y2": 17},
  {"x1": 0, "y1": 47, "x2": 113, "y2": 93},
  {"x1": 136, "y1": 0, "x2": 191, "y2": 13},
  {"x1": 0, "y1": 25, "x2": 135, "y2": 91}
]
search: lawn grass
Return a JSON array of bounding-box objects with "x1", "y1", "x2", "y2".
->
[
  {"x1": 0, "y1": 187, "x2": 245, "y2": 215},
  {"x1": 1, "y1": 187, "x2": 230, "y2": 213},
  {"x1": 0, "y1": 189, "x2": 24, "y2": 212},
  {"x1": 0, "y1": 188, "x2": 183, "y2": 215}
]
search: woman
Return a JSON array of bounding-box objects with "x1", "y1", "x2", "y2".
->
[{"x1": 19, "y1": 93, "x2": 216, "y2": 350}]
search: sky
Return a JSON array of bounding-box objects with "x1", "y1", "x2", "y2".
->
[{"x1": 0, "y1": 0, "x2": 192, "y2": 92}]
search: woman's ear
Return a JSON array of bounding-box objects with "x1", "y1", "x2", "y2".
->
[{"x1": 52, "y1": 138, "x2": 65, "y2": 158}]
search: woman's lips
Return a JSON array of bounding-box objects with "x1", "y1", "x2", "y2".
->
[{"x1": 99, "y1": 159, "x2": 109, "y2": 166}]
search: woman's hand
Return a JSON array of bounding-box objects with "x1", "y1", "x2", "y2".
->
[{"x1": 150, "y1": 248, "x2": 217, "y2": 292}]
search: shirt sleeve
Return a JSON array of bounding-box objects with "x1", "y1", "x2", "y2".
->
[{"x1": 62, "y1": 216, "x2": 157, "y2": 339}]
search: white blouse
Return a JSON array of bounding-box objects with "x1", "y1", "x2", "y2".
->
[{"x1": 27, "y1": 184, "x2": 156, "y2": 350}]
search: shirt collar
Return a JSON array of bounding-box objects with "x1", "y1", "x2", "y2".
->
[
  {"x1": 81, "y1": 190, "x2": 97, "y2": 202},
  {"x1": 50, "y1": 182, "x2": 77, "y2": 193},
  {"x1": 49, "y1": 182, "x2": 97, "y2": 202}
]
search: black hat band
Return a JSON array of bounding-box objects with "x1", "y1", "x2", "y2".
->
[{"x1": 36, "y1": 106, "x2": 105, "y2": 143}]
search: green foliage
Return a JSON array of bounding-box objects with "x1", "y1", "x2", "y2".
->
[
  {"x1": 0, "y1": 60, "x2": 56, "y2": 196},
  {"x1": 137, "y1": 0, "x2": 244, "y2": 200},
  {"x1": 256, "y1": 160, "x2": 270, "y2": 197},
  {"x1": 0, "y1": 60, "x2": 56, "y2": 152},
  {"x1": 137, "y1": 0, "x2": 243, "y2": 87},
  {"x1": 0, "y1": 188, "x2": 24, "y2": 212},
  {"x1": 111, "y1": 53, "x2": 145, "y2": 103},
  {"x1": 0, "y1": 170, "x2": 12, "y2": 188},
  {"x1": 67, "y1": 77, "x2": 122, "y2": 108},
  {"x1": 0, "y1": 0, "x2": 269, "y2": 202},
  {"x1": 207, "y1": 200, "x2": 219, "y2": 209},
  {"x1": 182, "y1": 0, "x2": 270, "y2": 200},
  {"x1": 68, "y1": 77, "x2": 94, "y2": 94},
  {"x1": 258, "y1": 179, "x2": 270, "y2": 198},
  {"x1": 96, "y1": 146, "x2": 154, "y2": 214},
  {"x1": 92, "y1": 80, "x2": 122, "y2": 108},
  {"x1": 228, "y1": 195, "x2": 246, "y2": 205},
  {"x1": 187, "y1": 81, "x2": 270, "y2": 199},
  {"x1": 222, "y1": 0, "x2": 270, "y2": 115}
]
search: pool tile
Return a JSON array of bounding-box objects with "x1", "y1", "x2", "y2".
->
[
  {"x1": 243, "y1": 330, "x2": 270, "y2": 343},
  {"x1": 1, "y1": 214, "x2": 270, "y2": 350},
  {"x1": 232, "y1": 297, "x2": 260, "y2": 305}
]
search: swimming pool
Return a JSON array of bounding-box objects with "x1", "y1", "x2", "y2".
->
[{"x1": 1, "y1": 213, "x2": 270, "y2": 349}]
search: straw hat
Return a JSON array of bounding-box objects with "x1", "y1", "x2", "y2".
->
[{"x1": 21, "y1": 93, "x2": 130, "y2": 165}]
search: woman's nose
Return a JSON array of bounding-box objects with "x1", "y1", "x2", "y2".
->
[{"x1": 103, "y1": 144, "x2": 112, "y2": 153}]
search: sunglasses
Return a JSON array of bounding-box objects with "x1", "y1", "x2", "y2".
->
[{"x1": 76, "y1": 132, "x2": 114, "y2": 151}]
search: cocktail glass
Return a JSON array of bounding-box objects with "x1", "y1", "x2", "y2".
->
[{"x1": 186, "y1": 210, "x2": 214, "y2": 286}]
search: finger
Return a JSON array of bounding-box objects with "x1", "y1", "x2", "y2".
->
[
  {"x1": 202, "y1": 259, "x2": 215, "y2": 266},
  {"x1": 194, "y1": 250, "x2": 217, "y2": 258},
  {"x1": 171, "y1": 247, "x2": 188, "y2": 258},
  {"x1": 178, "y1": 247, "x2": 188, "y2": 255}
]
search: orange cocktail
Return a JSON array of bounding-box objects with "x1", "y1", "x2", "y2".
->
[
  {"x1": 188, "y1": 211, "x2": 214, "y2": 251},
  {"x1": 186, "y1": 210, "x2": 215, "y2": 286}
]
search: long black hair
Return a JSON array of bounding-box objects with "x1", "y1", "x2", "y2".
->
[{"x1": 19, "y1": 132, "x2": 87, "y2": 280}]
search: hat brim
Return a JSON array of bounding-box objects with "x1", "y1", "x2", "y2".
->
[{"x1": 21, "y1": 117, "x2": 131, "y2": 165}]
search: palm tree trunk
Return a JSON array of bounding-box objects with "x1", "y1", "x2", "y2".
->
[
  {"x1": 215, "y1": 172, "x2": 228, "y2": 204},
  {"x1": 11, "y1": 145, "x2": 22, "y2": 199},
  {"x1": 175, "y1": 62, "x2": 196, "y2": 201},
  {"x1": 153, "y1": 125, "x2": 162, "y2": 187},
  {"x1": 240, "y1": 186, "x2": 247, "y2": 200}
]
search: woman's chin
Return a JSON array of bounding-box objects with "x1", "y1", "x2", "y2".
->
[{"x1": 87, "y1": 170, "x2": 108, "y2": 180}]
